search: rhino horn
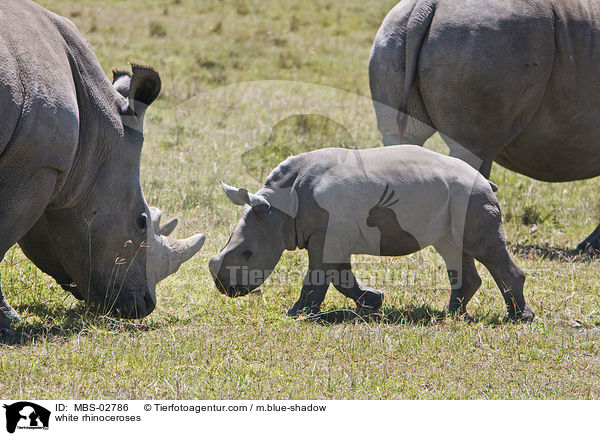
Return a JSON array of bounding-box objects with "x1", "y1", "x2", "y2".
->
[
  {"x1": 149, "y1": 207, "x2": 179, "y2": 236},
  {"x1": 159, "y1": 217, "x2": 179, "y2": 236},
  {"x1": 163, "y1": 233, "x2": 206, "y2": 276},
  {"x1": 146, "y1": 207, "x2": 205, "y2": 285}
]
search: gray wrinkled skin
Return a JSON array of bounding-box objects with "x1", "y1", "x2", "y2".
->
[
  {"x1": 210, "y1": 146, "x2": 534, "y2": 321},
  {"x1": 0, "y1": 0, "x2": 204, "y2": 336},
  {"x1": 369, "y1": 0, "x2": 600, "y2": 249}
]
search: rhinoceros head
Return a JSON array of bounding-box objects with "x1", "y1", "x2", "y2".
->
[
  {"x1": 208, "y1": 182, "x2": 290, "y2": 297},
  {"x1": 37, "y1": 65, "x2": 205, "y2": 318}
]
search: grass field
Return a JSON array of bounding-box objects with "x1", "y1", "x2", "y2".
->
[{"x1": 2, "y1": 0, "x2": 600, "y2": 399}]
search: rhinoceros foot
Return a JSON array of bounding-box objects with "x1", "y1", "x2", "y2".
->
[
  {"x1": 504, "y1": 305, "x2": 535, "y2": 324},
  {"x1": 355, "y1": 286, "x2": 384, "y2": 315},
  {"x1": 446, "y1": 308, "x2": 475, "y2": 323},
  {"x1": 577, "y1": 224, "x2": 600, "y2": 254},
  {"x1": 0, "y1": 325, "x2": 15, "y2": 341},
  {"x1": 0, "y1": 296, "x2": 19, "y2": 324},
  {"x1": 286, "y1": 302, "x2": 321, "y2": 318}
]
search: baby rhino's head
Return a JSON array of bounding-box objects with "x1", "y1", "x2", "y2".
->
[{"x1": 209, "y1": 182, "x2": 289, "y2": 297}]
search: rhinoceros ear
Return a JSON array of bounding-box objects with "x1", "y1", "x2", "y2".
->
[
  {"x1": 128, "y1": 64, "x2": 161, "y2": 119},
  {"x1": 220, "y1": 181, "x2": 271, "y2": 212},
  {"x1": 221, "y1": 181, "x2": 249, "y2": 206},
  {"x1": 112, "y1": 69, "x2": 132, "y2": 97}
]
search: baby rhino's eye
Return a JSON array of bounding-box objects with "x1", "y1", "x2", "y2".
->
[{"x1": 242, "y1": 250, "x2": 253, "y2": 260}]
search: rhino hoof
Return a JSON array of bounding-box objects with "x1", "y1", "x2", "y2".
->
[
  {"x1": 505, "y1": 306, "x2": 535, "y2": 323},
  {"x1": 286, "y1": 304, "x2": 320, "y2": 318},
  {"x1": 0, "y1": 325, "x2": 15, "y2": 341},
  {"x1": 356, "y1": 288, "x2": 384, "y2": 314},
  {"x1": 447, "y1": 309, "x2": 474, "y2": 323}
]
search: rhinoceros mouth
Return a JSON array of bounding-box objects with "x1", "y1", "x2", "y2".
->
[
  {"x1": 98, "y1": 290, "x2": 156, "y2": 319},
  {"x1": 213, "y1": 280, "x2": 252, "y2": 298}
]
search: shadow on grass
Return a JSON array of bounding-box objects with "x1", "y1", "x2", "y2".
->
[
  {"x1": 304, "y1": 305, "x2": 514, "y2": 327},
  {"x1": 3, "y1": 303, "x2": 157, "y2": 347},
  {"x1": 305, "y1": 304, "x2": 446, "y2": 326},
  {"x1": 511, "y1": 243, "x2": 599, "y2": 263}
]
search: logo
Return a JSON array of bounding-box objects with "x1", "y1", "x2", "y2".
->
[{"x1": 3, "y1": 402, "x2": 50, "y2": 433}]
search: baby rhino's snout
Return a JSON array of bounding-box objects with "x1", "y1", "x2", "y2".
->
[{"x1": 208, "y1": 254, "x2": 251, "y2": 298}]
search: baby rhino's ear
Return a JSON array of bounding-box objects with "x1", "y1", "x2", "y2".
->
[
  {"x1": 221, "y1": 182, "x2": 248, "y2": 206},
  {"x1": 220, "y1": 182, "x2": 271, "y2": 212}
]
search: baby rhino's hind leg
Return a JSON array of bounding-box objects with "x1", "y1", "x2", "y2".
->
[
  {"x1": 478, "y1": 248, "x2": 534, "y2": 322},
  {"x1": 434, "y1": 237, "x2": 482, "y2": 318},
  {"x1": 464, "y1": 200, "x2": 534, "y2": 322},
  {"x1": 331, "y1": 263, "x2": 384, "y2": 315}
]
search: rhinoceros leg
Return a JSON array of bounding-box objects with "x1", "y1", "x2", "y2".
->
[
  {"x1": 0, "y1": 274, "x2": 19, "y2": 339},
  {"x1": 286, "y1": 270, "x2": 330, "y2": 317},
  {"x1": 461, "y1": 200, "x2": 534, "y2": 322},
  {"x1": 0, "y1": 168, "x2": 60, "y2": 337},
  {"x1": 440, "y1": 134, "x2": 494, "y2": 178},
  {"x1": 478, "y1": 251, "x2": 534, "y2": 322},
  {"x1": 286, "y1": 234, "x2": 332, "y2": 317},
  {"x1": 373, "y1": 100, "x2": 436, "y2": 146},
  {"x1": 330, "y1": 263, "x2": 383, "y2": 315},
  {"x1": 369, "y1": 46, "x2": 436, "y2": 147},
  {"x1": 576, "y1": 224, "x2": 600, "y2": 253},
  {"x1": 434, "y1": 238, "x2": 482, "y2": 317},
  {"x1": 287, "y1": 231, "x2": 385, "y2": 316}
]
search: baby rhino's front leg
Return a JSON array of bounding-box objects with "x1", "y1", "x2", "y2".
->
[
  {"x1": 286, "y1": 263, "x2": 384, "y2": 316},
  {"x1": 286, "y1": 235, "x2": 383, "y2": 316},
  {"x1": 286, "y1": 234, "x2": 331, "y2": 317},
  {"x1": 286, "y1": 269, "x2": 330, "y2": 317}
]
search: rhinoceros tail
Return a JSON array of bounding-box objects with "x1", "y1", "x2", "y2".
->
[
  {"x1": 398, "y1": 0, "x2": 436, "y2": 138},
  {"x1": 488, "y1": 181, "x2": 499, "y2": 192}
]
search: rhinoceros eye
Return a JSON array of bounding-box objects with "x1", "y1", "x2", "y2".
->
[{"x1": 137, "y1": 212, "x2": 148, "y2": 230}]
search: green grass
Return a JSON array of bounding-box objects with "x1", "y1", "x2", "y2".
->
[{"x1": 1, "y1": 0, "x2": 600, "y2": 399}]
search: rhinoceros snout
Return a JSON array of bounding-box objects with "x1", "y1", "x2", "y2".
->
[
  {"x1": 208, "y1": 256, "x2": 251, "y2": 298},
  {"x1": 215, "y1": 281, "x2": 251, "y2": 298},
  {"x1": 110, "y1": 290, "x2": 156, "y2": 319}
]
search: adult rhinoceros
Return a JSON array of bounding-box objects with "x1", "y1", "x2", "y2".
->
[
  {"x1": 369, "y1": 0, "x2": 600, "y2": 250},
  {"x1": 0, "y1": 0, "x2": 204, "y2": 336}
]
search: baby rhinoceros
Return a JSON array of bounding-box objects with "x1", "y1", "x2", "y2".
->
[{"x1": 209, "y1": 145, "x2": 534, "y2": 322}]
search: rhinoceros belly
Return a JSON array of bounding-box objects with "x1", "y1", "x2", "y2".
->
[
  {"x1": 496, "y1": 132, "x2": 600, "y2": 182},
  {"x1": 487, "y1": 0, "x2": 600, "y2": 182},
  {"x1": 496, "y1": 78, "x2": 600, "y2": 182}
]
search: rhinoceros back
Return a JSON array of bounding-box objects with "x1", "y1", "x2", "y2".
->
[
  {"x1": 0, "y1": 0, "x2": 80, "y2": 176},
  {"x1": 0, "y1": 21, "x2": 24, "y2": 159},
  {"x1": 372, "y1": 0, "x2": 600, "y2": 182}
]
